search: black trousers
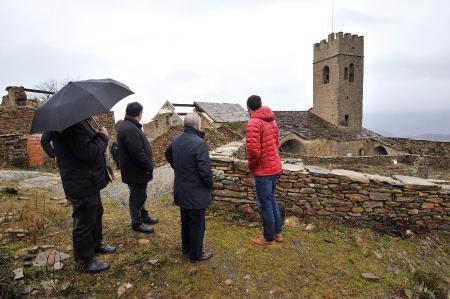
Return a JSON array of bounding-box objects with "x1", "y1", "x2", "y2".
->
[
  {"x1": 180, "y1": 208, "x2": 206, "y2": 260},
  {"x1": 128, "y1": 183, "x2": 149, "y2": 226},
  {"x1": 69, "y1": 192, "x2": 103, "y2": 263}
]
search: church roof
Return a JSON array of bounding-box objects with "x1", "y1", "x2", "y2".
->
[
  {"x1": 194, "y1": 101, "x2": 249, "y2": 123},
  {"x1": 274, "y1": 110, "x2": 396, "y2": 146}
]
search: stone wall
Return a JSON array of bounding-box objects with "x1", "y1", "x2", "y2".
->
[
  {"x1": 301, "y1": 155, "x2": 450, "y2": 170},
  {"x1": 210, "y1": 143, "x2": 450, "y2": 232},
  {"x1": 0, "y1": 134, "x2": 28, "y2": 167},
  {"x1": 93, "y1": 112, "x2": 117, "y2": 141},
  {"x1": 387, "y1": 137, "x2": 450, "y2": 157},
  {"x1": 0, "y1": 106, "x2": 36, "y2": 135}
]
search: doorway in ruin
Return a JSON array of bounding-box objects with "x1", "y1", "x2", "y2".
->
[
  {"x1": 373, "y1": 146, "x2": 388, "y2": 155},
  {"x1": 279, "y1": 139, "x2": 305, "y2": 155}
]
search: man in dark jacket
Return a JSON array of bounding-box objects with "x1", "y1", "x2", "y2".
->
[
  {"x1": 165, "y1": 113, "x2": 213, "y2": 261},
  {"x1": 117, "y1": 102, "x2": 157, "y2": 234},
  {"x1": 52, "y1": 120, "x2": 115, "y2": 273}
]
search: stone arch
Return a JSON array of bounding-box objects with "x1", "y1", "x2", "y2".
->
[
  {"x1": 373, "y1": 145, "x2": 388, "y2": 156},
  {"x1": 279, "y1": 138, "x2": 305, "y2": 155}
]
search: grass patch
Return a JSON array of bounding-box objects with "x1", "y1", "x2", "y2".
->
[{"x1": 0, "y1": 187, "x2": 449, "y2": 298}]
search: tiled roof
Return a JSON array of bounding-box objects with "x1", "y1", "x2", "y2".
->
[
  {"x1": 274, "y1": 111, "x2": 396, "y2": 147},
  {"x1": 194, "y1": 101, "x2": 249, "y2": 123}
]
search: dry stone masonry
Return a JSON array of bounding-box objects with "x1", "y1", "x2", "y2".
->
[{"x1": 211, "y1": 142, "x2": 450, "y2": 232}]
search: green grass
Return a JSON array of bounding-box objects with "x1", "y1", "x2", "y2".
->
[{"x1": 0, "y1": 188, "x2": 449, "y2": 298}]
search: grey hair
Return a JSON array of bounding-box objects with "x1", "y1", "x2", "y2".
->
[{"x1": 184, "y1": 113, "x2": 201, "y2": 129}]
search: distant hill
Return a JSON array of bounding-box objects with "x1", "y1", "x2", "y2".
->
[{"x1": 407, "y1": 134, "x2": 450, "y2": 142}]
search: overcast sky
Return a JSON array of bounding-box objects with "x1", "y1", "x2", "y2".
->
[{"x1": 1, "y1": 0, "x2": 449, "y2": 136}]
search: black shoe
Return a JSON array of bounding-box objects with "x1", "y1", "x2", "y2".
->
[
  {"x1": 132, "y1": 224, "x2": 154, "y2": 234},
  {"x1": 95, "y1": 244, "x2": 116, "y2": 254},
  {"x1": 190, "y1": 250, "x2": 213, "y2": 262},
  {"x1": 143, "y1": 216, "x2": 159, "y2": 225},
  {"x1": 77, "y1": 260, "x2": 110, "y2": 273}
]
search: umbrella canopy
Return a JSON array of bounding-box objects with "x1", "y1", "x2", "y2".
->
[{"x1": 31, "y1": 78, "x2": 133, "y2": 134}]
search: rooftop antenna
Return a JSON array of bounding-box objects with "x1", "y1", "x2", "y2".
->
[{"x1": 331, "y1": 0, "x2": 334, "y2": 33}]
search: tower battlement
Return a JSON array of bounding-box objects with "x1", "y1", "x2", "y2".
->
[
  {"x1": 313, "y1": 32, "x2": 364, "y2": 63},
  {"x1": 311, "y1": 32, "x2": 364, "y2": 129}
]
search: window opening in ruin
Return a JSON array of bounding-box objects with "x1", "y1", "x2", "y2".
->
[
  {"x1": 345, "y1": 114, "x2": 349, "y2": 122},
  {"x1": 279, "y1": 139, "x2": 305, "y2": 155},
  {"x1": 344, "y1": 67, "x2": 348, "y2": 80},
  {"x1": 374, "y1": 146, "x2": 388, "y2": 156},
  {"x1": 359, "y1": 148, "x2": 365, "y2": 156},
  {"x1": 155, "y1": 119, "x2": 158, "y2": 129},
  {"x1": 349, "y1": 63, "x2": 354, "y2": 82},
  {"x1": 165, "y1": 114, "x2": 171, "y2": 126},
  {"x1": 346, "y1": 96, "x2": 349, "y2": 99},
  {"x1": 322, "y1": 66, "x2": 330, "y2": 84}
]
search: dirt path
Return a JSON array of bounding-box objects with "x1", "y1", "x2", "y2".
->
[{"x1": 0, "y1": 165, "x2": 174, "y2": 204}]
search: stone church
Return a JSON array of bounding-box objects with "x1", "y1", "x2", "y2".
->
[{"x1": 276, "y1": 32, "x2": 402, "y2": 157}]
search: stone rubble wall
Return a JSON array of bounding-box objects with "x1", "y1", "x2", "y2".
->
[
  {"x1": 211, "y1": 143, "x2": 450, "y2": 232},
  {"x1": 386, "y1": 137, "x2": 450, "y2": 157},
  {"x1": 0, "y1": 134, "x2": 28, "y2": 167},
  {"x1": 300, "y1": 154, "x2": 450, "y2": 170},
  {"x1": 0, "y1": 106, "x2": 36, "y2": 135}
]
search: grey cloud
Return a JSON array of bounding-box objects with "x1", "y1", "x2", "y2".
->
[
  {"x1": 0, "y1": 44, "x2": 109, "y2": 89},
  {"x1": 335, "y1": 8, "x2": 389, "y2": 26}
]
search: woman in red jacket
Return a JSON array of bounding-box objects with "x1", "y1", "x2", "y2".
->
[{"x1": 246, "y1": 95, "x2": 283, "y2": 247}]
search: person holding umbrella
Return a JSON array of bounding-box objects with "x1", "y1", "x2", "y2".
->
[
  {"x1": 53, "y1": 120, "x2": 115, "y2": 273},
  {"x1": 31, "y1": 79, "x2": 134, "y2": 273}
]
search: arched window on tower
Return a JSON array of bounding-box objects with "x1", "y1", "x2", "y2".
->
[
  {"x1": 349, "y1": 63, "x2": 355, "y2": 82},
  {"x1": 344, "y1": 67, "x2": 349, "y2": 80},
  {"x1": 322, "y1": 66, "x2": 330, "y2": 84}
]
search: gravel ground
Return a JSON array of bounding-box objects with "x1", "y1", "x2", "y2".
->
[{"x1": 0, "y1": 164, "x2": 174, "y2": 205}]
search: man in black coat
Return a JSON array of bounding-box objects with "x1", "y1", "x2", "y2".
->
[
  {"x1": 117, "y1": 102, "x2": 158, "y2": 234},
  {"x1": 52, "y1": 120, "x2": 115, "y2": 273},
  {"x1": 165, "y1": 113, "x2": 213, "y2": 261}
]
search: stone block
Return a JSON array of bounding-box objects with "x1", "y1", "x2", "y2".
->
[
  {"x1": 214, "y1": 189, "x2": 247, "y2": 199},
  {"x1": 299, "y1": 188, "x2": 315, "y2": 194},
  {"x1": 424, "y1": 197, "x2": 443, "y2": 204},
  {"x1": 369, "y1": 192, "x2": 392, "y2": 201},
  {"x1": 352, "y1": 207, "x2": 364, "y2": 213},
  {"x1": 421, "y1": 202, "x2": 434, "y2": 209},
  {"x1": 363, "y1": 201, "x2": 383, "y2": 208},
  {"x1": 346, "y1": 193, "x2": 369, "y2": 201}
]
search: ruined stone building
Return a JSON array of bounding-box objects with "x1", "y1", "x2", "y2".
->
[
  {"x1": 144, "y1": 100, "x2": 248, "y2": 139},
  {"x1": 0, "y1": 86, "x2": 116, "y2": 167},
  {"x1": 1, "y1": 86, "x2": 40, "y2": 108},
  {"x1": 143, "y1": 101, "x2": 184, "y2": 140},
  {"x1": 276, "y1": 32, "x2": 403, "y2": 157}
]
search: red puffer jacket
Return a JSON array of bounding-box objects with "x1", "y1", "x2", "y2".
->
[{"x1": 246, "y1": 106, "x2": 283, "y2": 176}]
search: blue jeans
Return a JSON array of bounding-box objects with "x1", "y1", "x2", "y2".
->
[{"x1": 254, "y1": 175, "x2": 282, "y2": 241}]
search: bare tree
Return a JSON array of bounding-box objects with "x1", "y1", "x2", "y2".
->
[{"x1": 33, "y1": 77, "x2": 78, "y2": 101}]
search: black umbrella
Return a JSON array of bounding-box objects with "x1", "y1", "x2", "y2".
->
[{"x1": 31, "y1": 78, "x2": 133, "y2": 134}]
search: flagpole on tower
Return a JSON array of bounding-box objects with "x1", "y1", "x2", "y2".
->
[{"x1": 331, "y1": 0, "x2": 334, "y2": 33}]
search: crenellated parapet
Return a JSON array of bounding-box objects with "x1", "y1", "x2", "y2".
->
[{"x1": 313, "y1": 32, "x2": 364, "y2": 63}]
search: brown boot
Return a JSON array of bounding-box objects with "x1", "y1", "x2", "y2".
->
[
  {"x1": 274, "y1": 233, "x2": 284, "y2": 242},
  {"x1": 250, "y1": 237, "x2": 275, "y2": 247}
]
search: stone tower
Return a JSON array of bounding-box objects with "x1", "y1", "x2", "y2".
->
[{"x1": 311, "y1": 32, "x2": 364, "y2": 128}]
